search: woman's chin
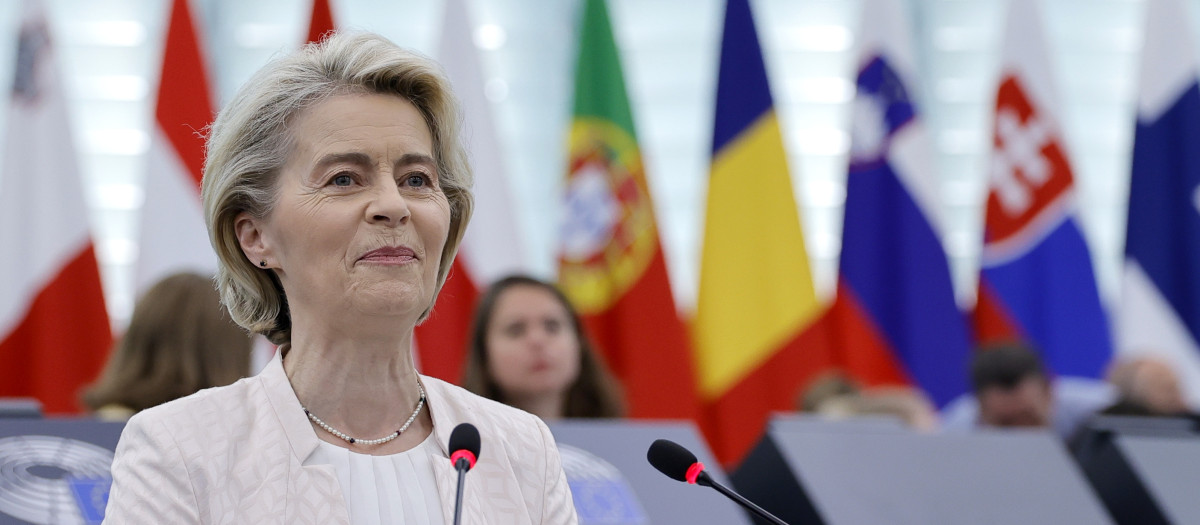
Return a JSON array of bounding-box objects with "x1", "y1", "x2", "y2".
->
[{"x1": 345, "y1": 286, "x2": 431, "y2": 319}]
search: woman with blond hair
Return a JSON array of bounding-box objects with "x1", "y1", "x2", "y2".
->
[{"x1": 104, "y1": 32, "x2": 577, "y2": 524}]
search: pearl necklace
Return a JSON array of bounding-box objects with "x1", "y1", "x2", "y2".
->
[{"x1": 302, "y1": 381, "x2": 426, "y2": 446}]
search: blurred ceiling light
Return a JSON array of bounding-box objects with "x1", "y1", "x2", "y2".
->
[
  {"x1": 474, "y1": 24, "x2": 507, "y2": 50},
  {"x1": 937, "y1": 128, "x2": 985, "y2": 155},
  {"x1": 780, "y1": 25, "x2": 851, "y2": 52},
  {"x1": 934, "y1": 77, "x2": 983, "y2": 103},
  {"x1": 83, "y1": 128, "x2": 148, "y2": 156},
  {"x1": 791, "y1": 128, "x2": 849, "y2": 155},
  {"x1": 804, "y1": 177, "x2": 846, "y2": 208},
  {"x1": 98, "y1": 238, "x2": 137, "y2": 266},
  {"x1": 62, "y1": 21, "x2": 146, "y2": 47},
  {"x1": 1106, "y1": 27, "x2": 1139, "y2": 51},
  {"x1": 235, "y1": 23, "x2": 289, "y2": 48},
  {"x1": 94, "y1": 183, "x2": 144, "y2": 211},
  {"x1": 788, "y1": 76, "x2": 854, "y2": 103},
  {"x1": 932, "y1": 26, "x2": 993, "y2": 52},
  {"x1": 74, "y1": 75, "x2": 147, "y2": 101}
]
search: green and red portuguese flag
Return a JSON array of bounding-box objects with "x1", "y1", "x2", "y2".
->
[{"x1": 559, "y1": 0, "x2": 699, "y2": 420}]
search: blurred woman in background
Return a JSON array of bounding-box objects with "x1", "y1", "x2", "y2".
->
[
  {"x1": 463, "y1": 274, "x2": 624, "y2": 420},
  {"x1": 81, "y1": 272, "x2": 252, "y2": 420}
]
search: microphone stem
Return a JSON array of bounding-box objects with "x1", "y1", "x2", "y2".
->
[
  {"x1": 698, "y1": 472, "x2": 790, "y2": 525},
  {"x1": 453, "y1": 461, "x2": 468, "y2": 525}
]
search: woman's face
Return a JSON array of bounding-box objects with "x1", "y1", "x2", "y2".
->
[
  {"x1": 238, "y1": 93, "x2": 450, "y2": 325},
  {"x1": 486, "y1": 285, "x2": 582, "y2": 404}
]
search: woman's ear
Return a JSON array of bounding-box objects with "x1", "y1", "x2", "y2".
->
[{"x1": 234, "y1": 211, "x2": 272, "y2": 268}]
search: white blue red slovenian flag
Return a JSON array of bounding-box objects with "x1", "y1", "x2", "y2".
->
[
  {"x1": 827, "y1": 0, "x2": 969, "y2": 406},
  {"x1": 974, "y1": 0, "x2": 1112, "y2": 378},
  {"x1": 1119, "y1": 0, "x2": 1200, "y2": 407}
]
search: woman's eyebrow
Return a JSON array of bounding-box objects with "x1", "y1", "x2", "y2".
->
[
  {"x1": 396, "y1": 152, "x2": 436, "y2": 167},
  {"x1": 314, "y1": 151, "x2": 372, "y2": 170}
]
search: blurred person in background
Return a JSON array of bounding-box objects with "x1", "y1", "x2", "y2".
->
[
  {"x1": 463, "y1": 274, "x2": 624, "y2": 421},
  {"x1": 971, "y1": 344, "x2": 1054, "y2": 429},
  {"x1": 1102, "y1": 356, "x2": 1191, "y2": 416},
  {"x1": 81, "y1": 272, "x2": 251, "y2": 421},
  {"x1": 943, "y1": 342, "x2": 1113, "y2": 439},
  {"x1": 800, "y1": 371, "x2": 940, "y2": 432}
]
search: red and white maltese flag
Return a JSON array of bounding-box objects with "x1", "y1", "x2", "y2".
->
[
  {"x1": 0, "y1": 0, "x2": 112, "y2": 413},
  {"x1": 135, "y1": 0, "x2": 217, "y2": 291},
  {"x1": 416, "y1": 0, "x2": 530, "y2": 382}
]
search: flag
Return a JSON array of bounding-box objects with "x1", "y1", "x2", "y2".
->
[
  {"x1": 0, "y1": 0, "x2": 112, "y2": 413},
  {"x1": 827, "y1": 0, "x2": 970, "y2": 406},
  {"x1": 306, "y1": 0, "x2": 335, "y2": 44},
  {"x1": 135, "y1": 0, "x2": 217, "y2": 290},
  {"x1": 558, "y1": 0, "x2": 699, "y2": 419},
  {"x1": 417, "y1": 0, "x2": 530, "y2": 382},
  {"x1": 694, "y1": 0, "x2": 829, "y2": 465},
  {"x1": 1119, "y1": 0, "x2": 1200, "y2": 407},
  {"x1": 974, "y1": 0, "x2": 1112, "y2": 378}
]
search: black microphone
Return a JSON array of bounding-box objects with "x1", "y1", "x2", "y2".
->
[
  {"x1": 647, "y1": 439, "x2": 790, "y2": 525},
  {"x1": 448, "y1": 423, "x2": 481, "y2": 525}
]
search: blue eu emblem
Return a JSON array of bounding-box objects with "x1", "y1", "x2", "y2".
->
[{"x1": 560, "y1": 444, "x2": 648, "y2": 524}]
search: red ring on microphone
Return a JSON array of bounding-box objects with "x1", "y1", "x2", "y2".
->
[
  {"x1": 450, "y1": 450, "x2": 477, "y2": 469},
  {"x1": 685, "y1": 462, "x2": 704, "y2": 484}
]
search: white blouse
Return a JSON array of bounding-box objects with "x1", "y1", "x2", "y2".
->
[{"x1": 303, "y1": 433, "x2": 446, "y2": 525}]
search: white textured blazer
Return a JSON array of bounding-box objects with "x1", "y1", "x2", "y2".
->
[{"x1": 103, "y1": 352, "x2": 579, "y2": 524}]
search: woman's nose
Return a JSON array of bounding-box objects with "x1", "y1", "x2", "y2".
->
[
  {"x1": 366, "y1": 184, "x2": 410, "y2": 226},
  {"x1": 523, "y1": 328, "x2": 550, "y2": 348}
]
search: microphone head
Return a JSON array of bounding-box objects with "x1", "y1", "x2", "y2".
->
[
  {"x1": 449, "y1": 423, "x2": 481, "y2": 469},
  {"x1": 647, "y1": 439, "x2": 701, "y2": 482}
]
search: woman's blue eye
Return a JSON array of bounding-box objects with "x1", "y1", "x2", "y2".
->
[
  {"x1": 405, "y1": 174, "x2": 426, "y2": 187},
  {"x1": 332, "y1": 174, "x2": 353, "y2": 186}
]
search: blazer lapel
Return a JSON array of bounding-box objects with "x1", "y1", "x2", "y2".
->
[{"x1": 259, "y1": 349, "x2": 350, "y2": 524}]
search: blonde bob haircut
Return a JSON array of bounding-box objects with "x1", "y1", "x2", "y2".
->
[{"x1": 202, "y1": 31, "x2": 474, "y2": 345}]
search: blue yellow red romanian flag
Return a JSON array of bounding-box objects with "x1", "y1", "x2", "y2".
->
[
  {"x1": 694, "y1": 0, "x2": 830, "y2": 465},
  {"x1": 558, "y1": 0, "x2": 699, "y2": 420}
]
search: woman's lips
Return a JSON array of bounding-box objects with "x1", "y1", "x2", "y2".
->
[{"x1": 359, "y1": 246, "x2": 416, "y2": 263}]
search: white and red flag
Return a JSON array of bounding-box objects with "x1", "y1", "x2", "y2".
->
[
  {"x1": 0, "y1": 0, "x2": 112, "y2": 413},
  {"x1": 416, "y1": 0, "x2": 530, "y2": 382},
  {"x1": 135, "y1": 0, "x2": 217, "y2": 290},
  {"x1": 306, "y1": 0, "x2": 335, "y2": 43}
]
